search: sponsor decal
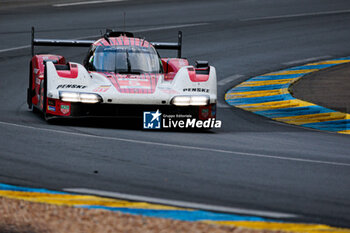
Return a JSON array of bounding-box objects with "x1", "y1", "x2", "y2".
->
[
  {"x1": 60, "y1": 104, "x2": 70, "y2": 114},
  {"x1": 47, "y1": 105, "x2": 56, "y2": 112},
  {"x1": 57, "y1": 84, "x2": 86, "y2": 89},
  {"x1": 143, "y1": 110, "x2": 222, "y2": 129},
  {"x1": 93, "y1": 85, "x2": 111, "y2": 92},
  {"x1": 34, "y1": 68, "x2": 40, "y2": 74},
  {"x1": 118, "y1": 79, "x2": 150, "y2": 89},
  {"x1": 160, "y1": 89, "x2": 179, "y2": 94},
  {"x1": 211, "y1": 106, "x2": 216, "y2": 118},
  {"x1": 48, "y1": 99, "x2": 56, "y2": 106},
  {"x1": 183, "y1": 88, "x2": 209, "y2": 93},
  {"x1": 106, "y1": 73, "x2": 160, "y2": 94},
  {"x1": 35, "y1": 77, "x2": 41, "y2": 85},
  {"x1": 129, "y1": 80, "x2": 141, "y2": 86},
  {"x1": 143, "y1": 110, "x2": 162, "y2": 129},
  {"x1": 201, "y1": 108, "x2": 209, "y2": 118}
]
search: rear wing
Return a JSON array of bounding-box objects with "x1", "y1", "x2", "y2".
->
[
  {"x1": 31, "y1": 27, "x2": 182, "y2": 58},
  {"x1": 151, "y1": 31, "x2": 182, "y2": 58}
]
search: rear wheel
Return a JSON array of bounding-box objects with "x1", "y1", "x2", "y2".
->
[{"x1": 27, "y1": 61, "x2": 33, "y2": 109}]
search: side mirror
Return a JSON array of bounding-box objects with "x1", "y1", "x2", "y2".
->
[{"x1": 195, "y1": 60, "x2": 209, "y2": 68}]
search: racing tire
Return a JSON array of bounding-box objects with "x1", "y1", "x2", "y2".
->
[
  {"x1": 43, "y1": 64, "x2": 49, "y2": 121},
  {"x1": 42, "y1": 65, "x2": 56, "y2": 123},
  {"x1": 27, "y1": 61, "x2": 33, "y2": 109}
]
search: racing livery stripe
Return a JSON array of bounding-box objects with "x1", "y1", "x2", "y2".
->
[
  {"x1": 98, "y1": 40, "x2": 105, "y2": 46},
  {"x1": 92, "y1": 36, "x2": 155, "y2": 48},
  {"x1": 103, "y1": 73, "x2": 160, "y2": 94},
  {"x1": 0, "y1": 183, "x2": 349, "y2": 233},
  {"x1": 110, "y1": 37, "x2": 116, "y2": 46},
  {"x1": 117, "y1": 37, "x2": 122, "y2": 46},
  {"x1": 225, "y1": 57, "x2": 350, "y2": 134}
]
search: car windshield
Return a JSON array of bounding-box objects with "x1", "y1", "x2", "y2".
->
[{"x1": 92, "y1": 45, "x2": 162, "y2": 74}]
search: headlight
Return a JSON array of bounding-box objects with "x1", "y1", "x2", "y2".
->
[
  {"x1": 171, "y1": 96, "x2": 209, "y2": 106},
  {"x1": 60, "y1": 92, "x2": 80, "y2": 102},
  {"x1": 80, "y1": 93, "x2": 101, "y2": 103},
  {"x1": 190, "y1": 96, "x2": 209, "y2": 106},
  {"x1": 59, "y1": 92, "x2": 102, "y2": 104},
  {"x1": 171, "y1": 96, "x2": 191, "y2": 106}
]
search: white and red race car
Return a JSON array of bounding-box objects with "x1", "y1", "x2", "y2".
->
[{"x1": 27, "y1": 28, "x2": 217, "y2": 121}]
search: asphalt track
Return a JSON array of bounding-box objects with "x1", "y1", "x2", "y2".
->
[{"x1": 0, "y1": 0, "x2": 350, "y2": 228}]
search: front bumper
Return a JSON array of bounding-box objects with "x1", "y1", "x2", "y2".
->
[{"x1": 46, "y1": 99, "x2": 216, "y2": 120}]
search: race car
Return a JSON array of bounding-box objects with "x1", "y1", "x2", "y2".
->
[{"x1": 27, "y1": 27, "x2": 217, "y2": 121}]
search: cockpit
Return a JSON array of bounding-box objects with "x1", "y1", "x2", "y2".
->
[{"x1": 86, "y1": 45, "x2": 163, "y2": 74}]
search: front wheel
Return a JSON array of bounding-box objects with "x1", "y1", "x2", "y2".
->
[{"x1": 42, "y1": 65, "x2": 49, "y2": 121}]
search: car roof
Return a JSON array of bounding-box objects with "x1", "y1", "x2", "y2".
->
[{"x1": 93, "y1": 36, "x2": 153, "y2": 48}]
